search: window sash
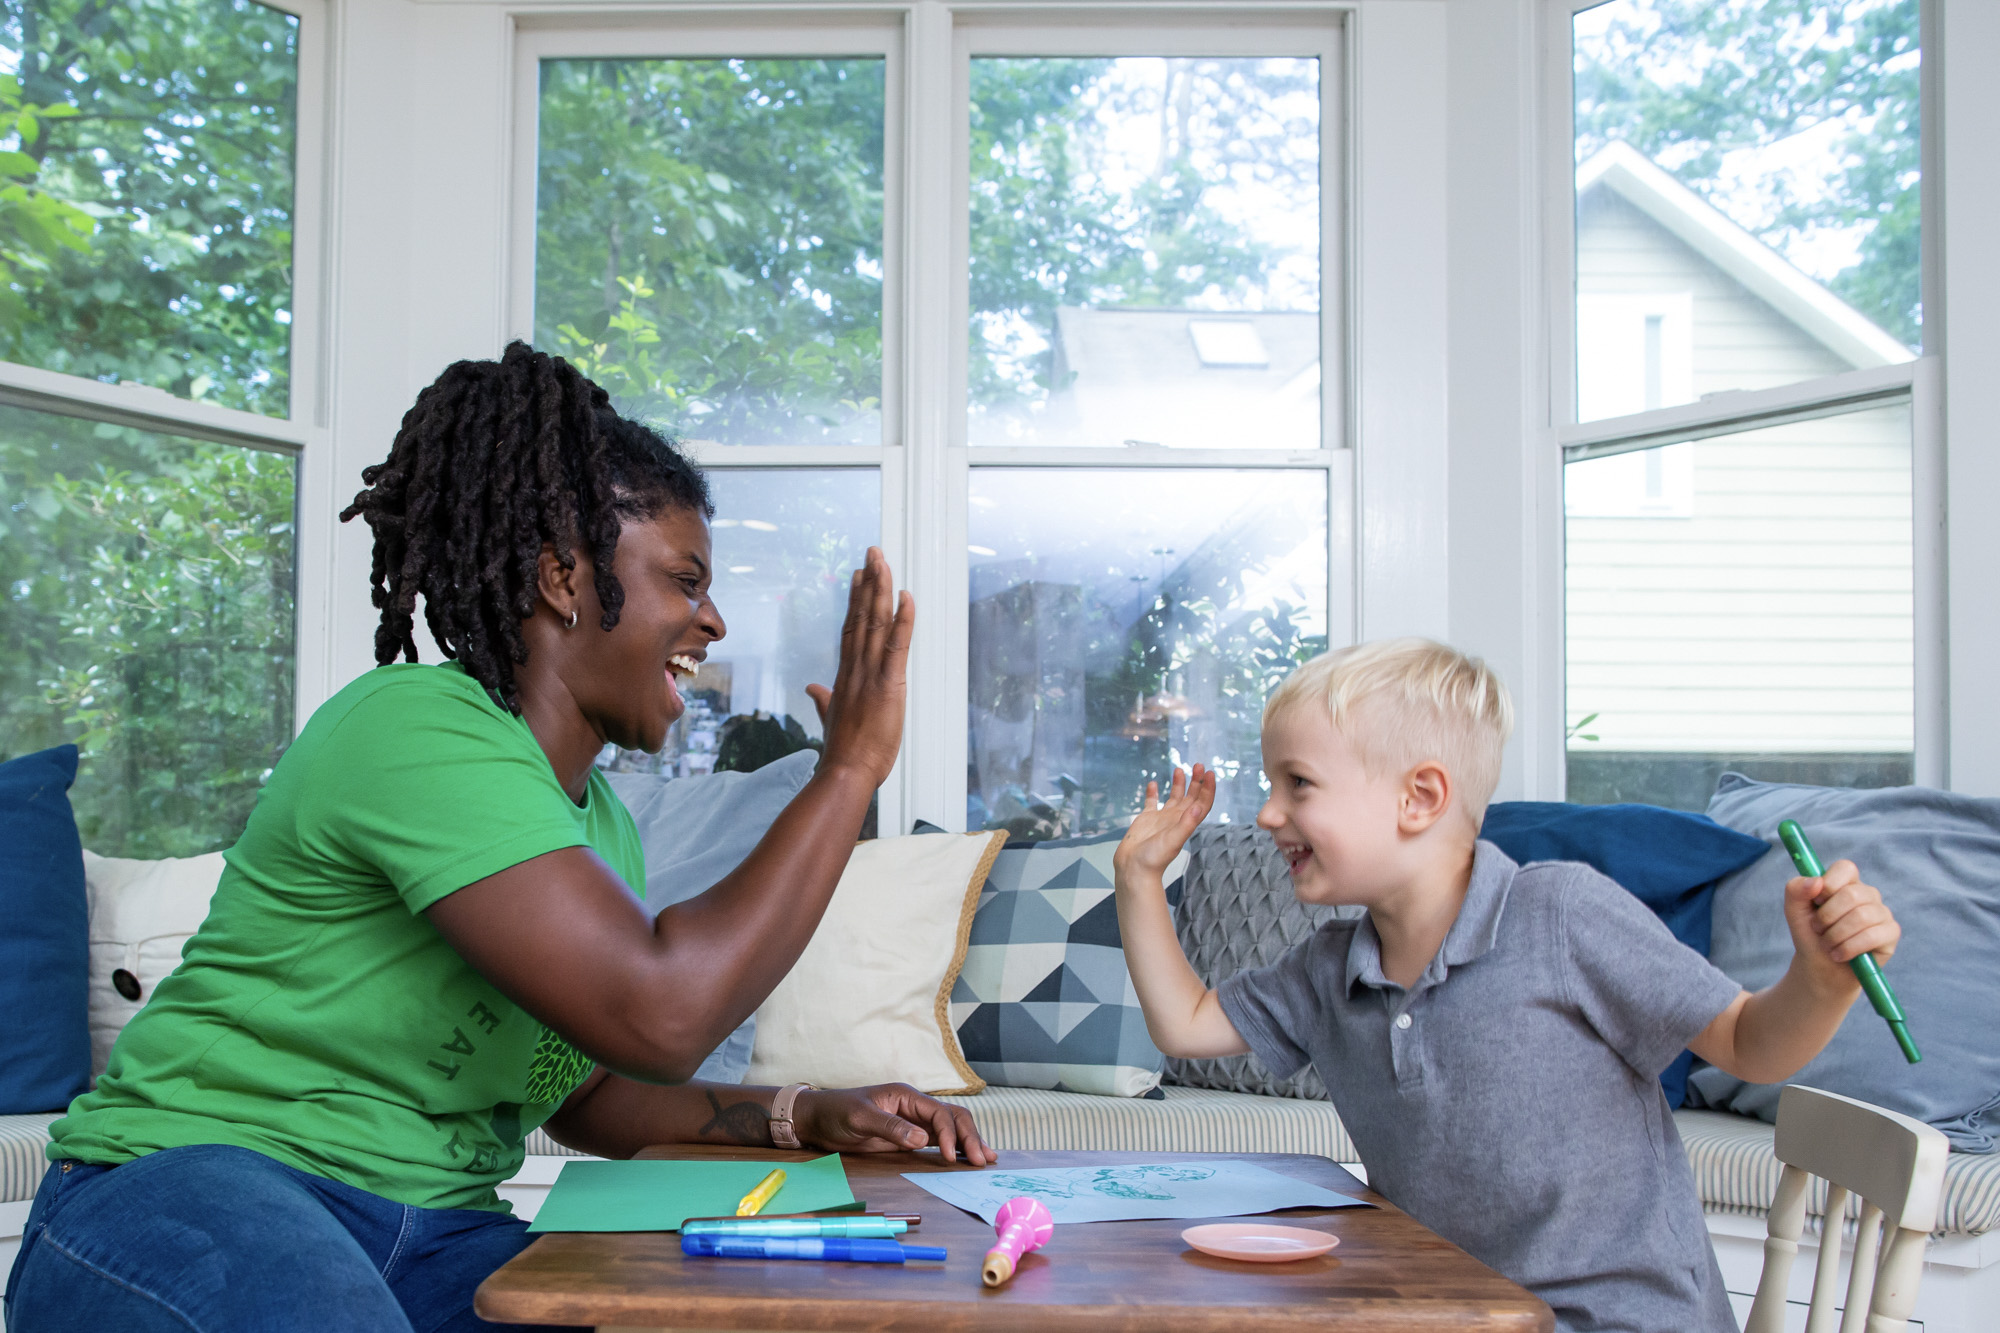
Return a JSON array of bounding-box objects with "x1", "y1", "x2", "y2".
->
[
  {"x1": 0, "y1": 0, "x2": 330, "y2": 736},
  {"x1": 510, "y1": 8, "x2": 1351, "y2": 833},
  {"x1": 1541, "y1": 0, "x2": 1944, "y2": 789}
]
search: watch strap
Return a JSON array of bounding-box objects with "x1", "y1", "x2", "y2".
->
[{"x1": 770, "y1": 1082, "x2": 815, "y2": 1149}]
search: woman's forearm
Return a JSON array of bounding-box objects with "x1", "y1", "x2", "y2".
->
[{"x1": 544, "y1": 1073, "x2": 781, "y2": 1160}]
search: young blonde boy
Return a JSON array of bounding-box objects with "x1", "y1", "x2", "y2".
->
[{"x1": 1113, "y1": 637, "x2": 1903, "y2": 1333}]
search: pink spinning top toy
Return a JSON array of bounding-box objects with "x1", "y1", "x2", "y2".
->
[{"x1": 981, "y1": 1197, "x2": 1054, "y2": 1287}]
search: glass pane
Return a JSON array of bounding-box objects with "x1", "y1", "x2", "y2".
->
[
  {"x1": 536, "y1": 59, "x2": 885, "y2": 446},
  {"x1": 0, "y1": 404, "x2": 296, "y2": 856},
  {"x1": 598, "y1": 469, "x2": 880, "y2": 778},
  {"x1": 968, "y1": 469, "x2": 1328, "y2": 838},
  {"x1": 968, "y1": 57, "x2": 1321, "y2": 449},
  {"x1": 1573, "y1": 0, "x2": 1920, "y2": 421},
  {"x1": 1565, "y1": 403, "x2": 1912, "y2": 810},
  {"x1": 0, "y1": 0, "x2": 300, "y2": 416}
]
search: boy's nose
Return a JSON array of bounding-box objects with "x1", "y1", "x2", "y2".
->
[{"x1": 1255, "y1": 798, "x2": 1283, "y2": 830}]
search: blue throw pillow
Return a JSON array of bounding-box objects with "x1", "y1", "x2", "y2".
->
[
  {"x1": 1690, "y1": 776, "x2": 2000, "y2": 1152},
  {"x1": 605, "y1": 750, "x2": 818, "y2": 1083},
  {"x1": 0, "y1": 744, "x2": 92, "y2": 1113},
  {"x1": 1480, "y1": 800, "x2": 1768, "y2": 1107}
]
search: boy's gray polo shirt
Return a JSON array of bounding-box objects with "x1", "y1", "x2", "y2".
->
[{"x1": 1219, "y1": 841, "x2": 1744, "y2": 1333}]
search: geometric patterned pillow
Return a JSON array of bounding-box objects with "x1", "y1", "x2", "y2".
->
[
  {"x1": 1162, "y1": 823, "x2": 1342, "y2": 1101},
  {"x1": 950, "y1": 831, "x2": 1187, "y2": 1098}
]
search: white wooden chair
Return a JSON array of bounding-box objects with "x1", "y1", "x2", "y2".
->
[{"x1": 1746, "y1": 1084, "x2": 1950, "y2": 1333}]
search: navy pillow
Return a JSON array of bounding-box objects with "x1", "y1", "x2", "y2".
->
[
  {"x1": 1480, "y1": 801, "x2": 1768, "y2": 1107},
  {"x1": 0, "y1": 744, "x2": 92, "y2": 1113}
]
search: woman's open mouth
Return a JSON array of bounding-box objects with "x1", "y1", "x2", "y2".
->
[{"x1": 665, "y1": 655, "x2": 701, "y2": 710}]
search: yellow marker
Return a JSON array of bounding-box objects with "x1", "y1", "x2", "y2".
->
[{"x1": 736, "y1": 1169, "x2": 786, "y2": 1217}]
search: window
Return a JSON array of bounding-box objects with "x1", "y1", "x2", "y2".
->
[
  {"x1": 527, "y1": 31, "x2": 891, "y2": 782},
  {"x1": 534, "y1": 55, "x2": 885, "y2": 446},
  {"x1": 0, "y1": 0, "x2": 318, "y2": 854},
  {"x1": 956, "y1": 26, "x2": 1343, "y2": 838},
  {"x1": 965, "y1": 56, "x2": 1323, "y2": 452},
  {"x1": 518, "y1": 16, "x2": 1347, "y2": 833},
  {"x1": 1558, "y1": 0, "x2": 1926, "y2": 809}
]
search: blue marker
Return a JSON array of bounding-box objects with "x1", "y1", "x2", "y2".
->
[{"x1": 680, "y1": 1235, "x2": 947, "y2": 1264}]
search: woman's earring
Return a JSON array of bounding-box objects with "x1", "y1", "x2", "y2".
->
[{"x1": 565, "y1": 609, "x2": 578, "y2": 630}]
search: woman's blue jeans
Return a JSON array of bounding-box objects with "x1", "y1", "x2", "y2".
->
[{"x1": 3, "y1": 1144, "x2": 581, "y2": 1332}]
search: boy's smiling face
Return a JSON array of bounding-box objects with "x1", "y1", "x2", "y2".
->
[{"x1": 1255, "y1": 704, "x2": 1413, "y2": 908}]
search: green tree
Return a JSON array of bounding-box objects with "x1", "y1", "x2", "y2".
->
[
  {"x1": 0, "y1": 407, "x2": 296, "y2": 857},
  {"x1": 968, "y1": 57, "x2": 1319, "y2": 410},
  {"x1": 1574, "y1": 0, "x2": 1921, "y2": 346},
  {"x1": 535, "y1": 58, "x2": 885, "y2": 444},
  {"x1": 0, "y1": 0, "x2": 299, "y2": 414}
]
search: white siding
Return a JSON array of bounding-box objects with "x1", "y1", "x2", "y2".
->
[{"x1": 1567, "y1": 190, "x2": 1913, "y2": 754}]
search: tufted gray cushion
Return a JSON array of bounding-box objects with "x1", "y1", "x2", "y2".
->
[{"x1": 1164, "y1": 824, "x2": 1349, "y2": 1100}]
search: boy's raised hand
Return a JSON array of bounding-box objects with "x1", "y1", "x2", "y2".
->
[
  {"x1": 1783, "y1": 859, "x2": 1901, "y2": 995},
  {"x1": 1114, "y1": 764, "x2": 1217, "y2": 883}
]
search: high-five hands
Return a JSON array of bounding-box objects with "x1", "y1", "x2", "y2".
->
[
  {"x1": 1113, "y1": 764, "x2": 1218, "y2": 884},
  {"x1": 804, "y1": 547, "x2": 913, "y2": 790}
]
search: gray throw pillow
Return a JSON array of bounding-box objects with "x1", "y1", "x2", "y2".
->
[
  {"x1": 605, "y1": 750, "x2": 819, "y2": 1083},
  {"x1": 1164, "y1": 824, "x2": 1349, "y2": 1100},
  {"x1": 1691, "y1": 774, "x2": 2000, "y2": 1152}
]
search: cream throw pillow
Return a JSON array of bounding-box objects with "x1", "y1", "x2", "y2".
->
[
  {"x1": 81, "y1": 849, "x2": 226, "y2": 1079},
  {"x1": 748, "y1": 830, "x2": 1006, "y2": 1096}
]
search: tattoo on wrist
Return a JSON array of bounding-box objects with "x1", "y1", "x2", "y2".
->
[{"x1": 699, "y1": 1089, "x2": 774, "y2": 1146}]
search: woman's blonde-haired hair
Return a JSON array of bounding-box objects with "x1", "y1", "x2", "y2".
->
[{"x1": 1264, "y1": 638, "x2": 1515, "y2": 822}]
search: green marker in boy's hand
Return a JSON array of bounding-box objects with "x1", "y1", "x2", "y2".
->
[{"x1": 1776, "y1": 819, "x2": 1920, "y2": 1065}]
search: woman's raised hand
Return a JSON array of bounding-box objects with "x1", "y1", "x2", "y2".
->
[{"x1": 804, "y1": 547, "x2": 913, "y2": 790}]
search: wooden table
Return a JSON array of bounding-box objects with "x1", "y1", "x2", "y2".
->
[{"x1": 475, "y1": 1146, "x2": 1553, "y2": 1331}]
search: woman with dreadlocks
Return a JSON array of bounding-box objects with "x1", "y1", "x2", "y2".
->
[{"x1": 10, "y1": 343, "x2": 989, "y2": 1333}]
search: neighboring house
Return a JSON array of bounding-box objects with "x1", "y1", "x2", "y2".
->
[
  {"x1": 973, "y1": 307, "x2": 1322, "y2": 452},
  {"x1": 1566, "y1": 142, "x2": 1916, "y2": 804}
]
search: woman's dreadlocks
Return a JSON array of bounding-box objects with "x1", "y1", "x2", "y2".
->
[{"x1": 339, "y1": 341, "x2": 712, "y2": 712}]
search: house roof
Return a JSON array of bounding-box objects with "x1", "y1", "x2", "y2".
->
[{"x1": 1576, "y1": 141, "x2": 1914, "y2": 370}]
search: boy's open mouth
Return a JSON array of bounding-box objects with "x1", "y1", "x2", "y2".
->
[{"x1": 1279, "y1": 843, "x2": 1312, "y2": 875}]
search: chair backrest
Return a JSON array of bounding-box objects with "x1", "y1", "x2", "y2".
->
[{"x1": 1745, "y1": 1084, "x2": 1950, "y2": 1333}]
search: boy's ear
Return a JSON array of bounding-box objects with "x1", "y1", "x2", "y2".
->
[{"x1": 1398, "y1": 760, "x2": 1453, "y2": 835}]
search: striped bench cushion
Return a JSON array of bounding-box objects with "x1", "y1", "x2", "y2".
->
[
  {"x1": 1676, "y1": 1108, "x2": 2000, "y2": 1237},
  {"x1": 18, "y1": 1101, "x2": 1998, "y2": 1239},
  {"x1": 2, "y1": 1114, "x2": 60, "y2": 1205}
]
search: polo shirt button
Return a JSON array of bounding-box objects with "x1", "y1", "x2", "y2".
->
[{"x1": 1395, "y1": 1013, "x2": 1412, "y2": 1030}]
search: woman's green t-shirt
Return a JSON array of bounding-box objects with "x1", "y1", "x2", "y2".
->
[{"x1": 48, "y1": 662, "x2": 644, "y2": 1212}]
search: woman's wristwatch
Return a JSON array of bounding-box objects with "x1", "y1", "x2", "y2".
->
[{"x1": 769, "y1": 1082, "x2": 817, "y2": 1149}]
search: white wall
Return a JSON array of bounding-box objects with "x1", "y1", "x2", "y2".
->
[{"x1": 1442, "y1": 0, "x2": 1552, "y2": 801}]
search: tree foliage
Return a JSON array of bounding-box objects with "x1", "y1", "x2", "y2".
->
[
  {"x1": 536, "y1": 58, "x2": 885, "y2": 444},
  {"x1": 967, "y1": 57, "x2": 1319, "y2": 411},
  {"x1": 0, "y1": 408, "x2": 296, "y2": 857},
  {"x1": 1574, "y1": 0, "x2": 1921, "y2": 346},
  {"x1": 0, "y1": 0, "x2": 298, "y2": 414}
]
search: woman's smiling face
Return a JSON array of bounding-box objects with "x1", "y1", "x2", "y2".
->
[{"x1": 571, "y1": 504, "x2": 727, "y2": 755}]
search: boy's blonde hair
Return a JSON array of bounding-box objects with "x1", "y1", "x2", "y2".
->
[{"x1": 1264, "y1": 638, "x2": 1515, "y2": 822}]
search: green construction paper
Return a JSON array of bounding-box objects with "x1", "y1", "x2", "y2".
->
[{"x1": 526, "y1": 1155, "x2": 855, "y2": 1233}]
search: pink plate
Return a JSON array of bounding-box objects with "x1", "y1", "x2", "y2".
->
[{"x1": 1180, "y1": 1223, "x2": 1340, "y2": 1262}]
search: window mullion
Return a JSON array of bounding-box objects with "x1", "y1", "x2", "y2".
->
[{"x1": 895, "y1": 0, "x2": 966, "y2": 831}]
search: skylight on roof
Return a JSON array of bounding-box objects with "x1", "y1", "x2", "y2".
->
[{"x1": 1187, "y1": 319, "x2": 1269, "y2": 367}]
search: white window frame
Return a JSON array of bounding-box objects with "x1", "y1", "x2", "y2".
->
[
  {"x1": 0, "y1": 0, "x2": 335, "y2": 735},
  {"x1": 507, "y1": 5, "x2": 1355, "y2": 835},
  {"x1": 1541, "y1": 0, "x2": 1945, "y2": 791}
]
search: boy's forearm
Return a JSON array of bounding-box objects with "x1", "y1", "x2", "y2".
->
[
  {"x1": 1701, "y1": 963, "x2": 1858, "y2": 1085},
  {"x1": 1113, "y1": 866, "x2": 1249, "y2": 1059}
]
